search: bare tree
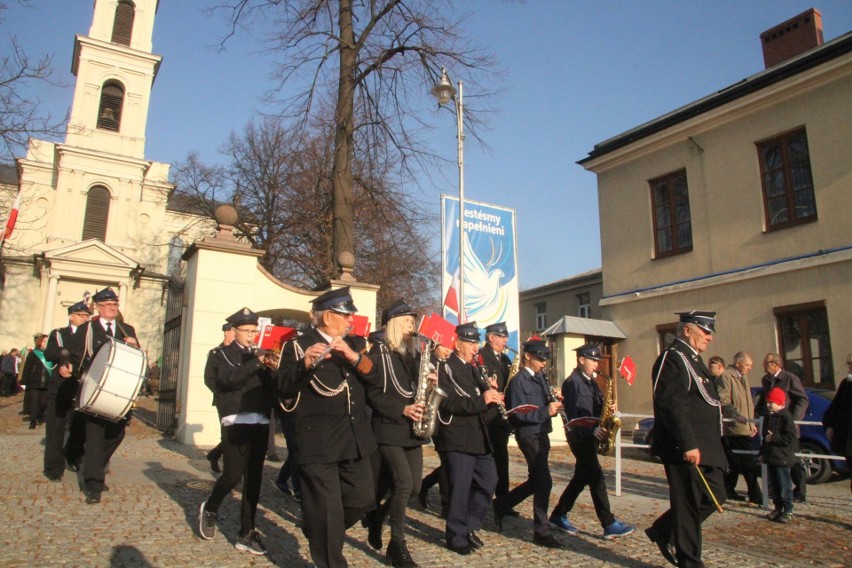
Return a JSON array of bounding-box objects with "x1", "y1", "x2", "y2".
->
[
  {"x1": 0, "y1": 2, "x2": 67, "y2": 162},
  {"x1": 211, "y1": 0, "x2": 497, "y2": 281},
  {"x1": 171, "y1": 117, "x2": 440, "y2": 308}
]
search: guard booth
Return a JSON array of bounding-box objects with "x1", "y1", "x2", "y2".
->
[{"x1": 162, "y1": 207, "x2": 378, "y2": 447}]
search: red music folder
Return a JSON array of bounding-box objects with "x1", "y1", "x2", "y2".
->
[
  {"x1": 351, "y1": 314, "x2": 371, "y2": 337},
  {"x1": 255, "y1": 325, "x2": 298, "y2": 350},
  {"x1": 418, "y1": 313, "x2": 457, "y2": 348}
]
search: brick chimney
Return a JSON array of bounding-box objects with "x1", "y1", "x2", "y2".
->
[{"x1": 760, "y1": 8, "x2": 824, "y2": 69}]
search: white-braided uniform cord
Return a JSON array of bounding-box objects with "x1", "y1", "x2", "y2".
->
[{"x1": 670, "y1": 349, "x2": 724, "y2": 437}]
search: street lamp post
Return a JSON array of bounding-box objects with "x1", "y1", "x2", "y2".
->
[{"x1": 431, "y1": 67, "x2": 466, "y2": 322}]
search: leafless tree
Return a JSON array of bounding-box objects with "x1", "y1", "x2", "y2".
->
[
  {"x1": 0, "y1": 2, "x2": 67, "y2": 162},
  {"x1": 171, "y1": 117, "x2": 440, "y2": 309},
  {"x1": 210, "y1": 0, "x2": 497, "y2": 280}
]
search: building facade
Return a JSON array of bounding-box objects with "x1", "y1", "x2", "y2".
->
[
  {"x1": 519, "y1": 268, "x2": 603, "y2": 336},
  {"x1": 580, "y1": 10, "x2": 851, "y2": 415},
  {"x1": 0, "y1": 0, "x2": 211, "y2": 359}
]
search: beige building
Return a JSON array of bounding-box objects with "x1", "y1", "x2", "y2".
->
[
  {"x1": 519, "y1": 268, "x2": 603, "y2": 336},
  {"x1": 580, "y1": 10, "x2": 852, "y2": 416},
  {"x1": 0, "y1": 0, "x2": 212, "y2": 358}
]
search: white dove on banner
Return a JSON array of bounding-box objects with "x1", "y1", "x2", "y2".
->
[{"x1": 462, "y1": 230, "x2": 507, "y2": 325}]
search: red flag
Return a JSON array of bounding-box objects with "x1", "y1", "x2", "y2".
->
[
  {"x1": 443, "y1": 269, "x2": 460, "y2": 316},
  {"x1": 3, "y1": 189, "x2": 22, "y2": 240},
  {"x1": 618, "y1": 355, "x2": 636, "y2": 386}
]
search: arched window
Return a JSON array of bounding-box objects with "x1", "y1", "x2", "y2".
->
[
  {"x1": 82, "y1": 186, "x2": 111, "y2": 241},
  {"x1": 96, "y1": 81, "x2": 124, "y2": 131},
  {"x1": 111, "y1": 0, "x2": 135, "y2": 46}
]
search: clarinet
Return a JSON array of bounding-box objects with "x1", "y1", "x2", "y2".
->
[
  {"x1": 549, "y1": 386, "x2": 569, "y2": 429},
  {"x1": 476, "y1": 354, "x2": 508, "y2": 420}
]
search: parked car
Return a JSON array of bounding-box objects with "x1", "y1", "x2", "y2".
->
[{"x1": 631, "y1": 387, "x2": 847, "y2": 484}]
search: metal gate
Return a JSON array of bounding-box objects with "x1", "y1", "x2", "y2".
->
[{"x1": 157, "y1": 275, "x2": 184, "y2": 434}]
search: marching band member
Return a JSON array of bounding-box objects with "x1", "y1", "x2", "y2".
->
[
  {"x1": 198, "y1": 308, "x2": 274, "y2": 555},
  {"x1": 364, "y1": 300, "x2": 431, "y2": 567},
  {"x1": 275, "y1": 287, "x2": 378, "y2": 568},
  {"x1": 61, "y1": 288, "x2": 139, "y2": 504},
  {"x1": 42, "y1": 301, "x2": 91, "y2": 481},
  {"x1": 550, "y1": 343, "x2": 635, "y2": 540},
  {"x1": 418, "y1": 342, "x2": 453, "y2": 517},
  {"x1": 646, "y1": 312, "x2": 726, "y2": 567},
  {"x1": 477, "y1": 322, "x2": 516, "y2": 516},
  {"x1": 436, "y1": 322, "x2": 503, "y2": 556},
  {"x1": 493, "y1": 338, "x2": 564, "y2": 548}
]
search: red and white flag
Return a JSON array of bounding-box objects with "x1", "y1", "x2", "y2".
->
[
  {"x1": 618, "y1": 355, "x2": 637, "y2": 386},
  {"x1": 3, "y1": 189, "x2": 22, "y2": 241},
  {"x1": 443, "y1": 269, "x2": 464, "y2": 322}
]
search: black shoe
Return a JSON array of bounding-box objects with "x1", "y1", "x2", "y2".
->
[
  {"x1": 66, "y1": 459, "x2": 80, "y2": 473},
  {"x1": 645, "y1": 526, "x2": 678, "y2": 566},
  {"x1": 386, "y1": 538, "x2": 418, "y2": 568},
  {"x1": 29, "y1": 421, "x2": 36, "y2": 430},
  {"x1": 207, "y1": 454, "x2": 221, "y2": 474},
  {"x1": 728, "y1": 492, "x2": 746, "y2": 502},
  {"x1": 45, "y1": 474, "x2": 62, "y2": 482},
  {"x1": 85, "y1": 491, "x2": 101, "y2": 504},
  {"x1": 266, "y1": 452, "x2": 282, "y2": 462},
  {"x1": 533, "y1": 533, "x2": 564, "y2": 549},
  {"x1": 504, "y1": 508, "x2": 520, "y2": 517},
  {"x1": 447, "y1": 543, "x2": 472, "y2": 556},
  {"x1": 198, "y1": 501, "x2": 217, "y2": 540},
  {"x1": 793, "y1": 491, "x2": 806, "y2": 503},
  {"x1": 467, "y1": 531, "x2": 484, "y2": 549},
  {"x1": 493, "y1": 502, "x2": 505, "y2": 533},
  {"x1": 367, "y1": 511, "x2": 383, "y2": 551},
  {"x1": 417, "y1": 487, "x2": 429, "y2": 510}
]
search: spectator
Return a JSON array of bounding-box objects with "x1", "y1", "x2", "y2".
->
[
  {"x1": 823, "y1": 353, "x2": 852, "y2": 495},
  {"x1": 759, "y1": 388, "x2": 797, "y2": 523},
  {"x1": 21, "y1": 334, "x2": 52, "y2": 429},
  {"x1": 1, "y1": 348, "x2": 20, "y2": 396},
  {"x1": 717, "y1": 351, "x2": 762, "y2": 504},
  {"x1": 708, "y1": 355, "x2": 726, "y2": 387}
]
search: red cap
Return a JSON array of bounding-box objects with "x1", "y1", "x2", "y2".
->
[{"x1": 766, "y1": 387, "x2": 786, "y2": 407}]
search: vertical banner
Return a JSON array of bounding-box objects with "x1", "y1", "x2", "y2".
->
[{"x1": 441, "y1": 195, "x2": 520, "y2": 352}]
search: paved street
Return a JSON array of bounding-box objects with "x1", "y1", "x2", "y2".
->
[{"x1": 0, "y1": 393, "x2": 848, "y2": 567}]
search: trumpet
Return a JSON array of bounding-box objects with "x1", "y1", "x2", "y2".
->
[{"x1": 309, "y1": 326, "x2": 353, "y2": 370}]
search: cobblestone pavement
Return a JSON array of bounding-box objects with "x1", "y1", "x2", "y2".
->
[{"x1": 0, "y1": 393, "x2": 849, "y2": 567}]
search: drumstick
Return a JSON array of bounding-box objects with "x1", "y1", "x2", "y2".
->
[{"x1": 694, "y1": 464, "x2": 724, "y2": 513}]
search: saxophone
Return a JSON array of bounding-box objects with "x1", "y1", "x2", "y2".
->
[
  {"x1": 595, "y1": 372, "x2": 622, "y2": 455},
  {"x1": 412, "y1": 335, "x2": 447, "y2": 439},
  {"x1": 506, "y1": 346, "x2": 521, "y2": 383}
]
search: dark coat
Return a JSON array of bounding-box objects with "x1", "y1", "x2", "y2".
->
[
  {"x1": 505, "y1": 367, "x2": 552, "y2": 438},
  {"x1": 761, "y1": 408, "x2": 797, "y2": 466},
  {"x1": 650, "y1": 339, "x2": 727, "y2": 467},
  {"x1": 823, "y1": 377, "x2": 852, "y2": 457},
  {"x1": 203, "y1": 343, "x2": 227, "y2": 406},
  {"x1": 275, "y1": 326, "x2": 378, "y2": 466},
  {"x1": 757, "y1": 368, "x2": 808, "y2": 422},
  {"x1": 562, "y1": 367, "x2": 604, "y2": 442},
  {"x1": 207, "y1": 341, "x2": 273, "y2": 420},
  {"x1": 20, "y1": 349, "x2": 50, "y2": 390},
  {"x1": 435, "y1": 353, "x2": 497, "y2": 455},
  {"x1": 44, "y1": 326, "x2": 79, "y2": 407},
  {"x1": 478, "y1": 347, "x2": 512, "y2": 392},
  {"x1": 65, "y1": 317, "x2": 138, "y2": 376},
  {"x1": 369, "y1": 345, "x2": 427, "y2": 448}
]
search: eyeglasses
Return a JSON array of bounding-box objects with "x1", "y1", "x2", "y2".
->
[{"x1": 235, "y1": 328, "x2": 260, "y2": 335}]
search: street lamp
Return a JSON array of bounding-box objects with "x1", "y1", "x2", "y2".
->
[{"x1": 431, "y1": 67, "x2": 466, "y2": 322}]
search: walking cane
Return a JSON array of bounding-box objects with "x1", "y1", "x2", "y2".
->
[{"x1": 694, "y1": 464, "x2": 724, "y2": 513}]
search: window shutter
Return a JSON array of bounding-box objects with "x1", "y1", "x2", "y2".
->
[
  {"x1": 111, "y1": 1, "x2": 135, "y2": 46},
  {"x1": 83, "y1": 186, "x2": 110, "y2": 241},
  {"x1": 97, "y1": 83, "x2": 124, "y2": 131}
]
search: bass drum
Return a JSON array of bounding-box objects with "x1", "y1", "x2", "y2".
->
[{"x1": 77, "y1": 337, "x2": 147, "y2": 421}]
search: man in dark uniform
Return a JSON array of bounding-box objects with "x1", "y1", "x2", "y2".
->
[
  {"x1": 646, "y1": 312, "x2": 727, "y2": 568},
  {"x1": 60, "y1": 288, "x2": 139, "y2": 504},
  {"x1": 42, "y1": 301, "x2": 91, "y2": 481},
  {"x1": 477, "y1": 322, "x2": 516, "y2": 516},
  {"x1": 275, "y1": 287, "x2": 378, "y2": 568},
  {"x1": 436, "y1": 322, "x2": 503, "y2": 555},
  {"x1": 198, "y1": 308, "x2": 274, "y2": 555},
  {"x1": 494, "y1": 338, "x2": 564, "y2": 548},
  {"x1": 204, "y1": 322, "x2": 235, "y2": 474},
  {"x1": 549, "y1": 343, "x2": 635, "y2": 539}
]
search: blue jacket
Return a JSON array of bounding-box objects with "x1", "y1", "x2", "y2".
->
[{"x1": 505, "y1": 368, "x2": 552, "y2": 438}]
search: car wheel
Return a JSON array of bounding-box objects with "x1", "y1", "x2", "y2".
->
[{"x1": 799, "y1": 441, "x2": 832, "y2": 484}]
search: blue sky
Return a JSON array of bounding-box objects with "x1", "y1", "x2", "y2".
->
[{"x1": 5, "y1": 1, "x2": 851, "y2": 289}]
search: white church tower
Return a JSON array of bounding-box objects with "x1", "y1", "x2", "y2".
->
[{"x1": 0, "y1": 1, "x2": 211, "y2": 357}]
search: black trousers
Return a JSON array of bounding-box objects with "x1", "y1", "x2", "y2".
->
[
  {"x1": 373, "y1": 445, "x2": 423, "y2": 540},
  {"x1": 496, "y1": 433, "x2": 552, "y2": 536},
  {"x1": 300, "y1": 457, "x2": 375, "y2": 568},
  {"x1": 206, "y1": 423, "x2": 267, "y2": 537},
  {"x1": 651, "y1": 463, "x2": 726, "y2": 568},
  {"x1": 443, "y1": 451, "x2": 497, "y2": 549},
  {"x1": 553, "y1": 434, "x2": 614, "y2": 528},
  {"x1": 276, "y1": 410, "x2": 301, "y2": 493},
  {"x1": 723, "y1": 436, "x2": 761, "y2": 500},
  {"x1": 43, "y1": 395, "x2": 73, "y2": 478},
  {"x1": 83, "y1": 414, "x2": 126, "y2": 493},
  {"x1": 488, "y1": 422, "x2": 511, "y2": 497},
  {"x1": 28, "y1": 388, "x2": 49, "y2": 424},
  {"x1": 65, "y1": 410, "x2": 87, "y2": 465}
]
